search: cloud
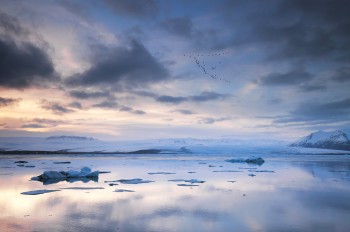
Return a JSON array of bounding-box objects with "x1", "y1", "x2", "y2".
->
[
  {"x1": 66, "y1": 40, "x2": 168, "y2": 89},
  {"x1": 32, "y1": 118, "x2": 64, "y2": 126},
  {"x1": 221, "y1": 0, "x2": 350, "y2": 63},
  {"x1": 257, "y1": 69, "x2": 313, "y2": 86},
  {"x1": 102, "y1": 0, "x2": 158, "y2": 19},
  {"x1": 331, "y1": 67, "x2": 350, "y2": 82},
  {"x1": 93, "y1": 100, "x2": 146, "y2": 115},
  {"x1": 0, "y1": 13, "x2": 57, "y2": 89},
  {"x1": 161, "y1": 17, "x2": 194, "y2": 38},
  {"x1": 189, "y1": 91, "x2": 228, "y2": 102},
  {"x1": 274, "y1": 97, "x2": 350, "y2": 123},
  {"x1": 156, "y1": 95, "x2": 187, "y2": 104},
  {"x1": 68, "y1": 101, "x2": 83, "y2": 109},
  {"x1": 173, "y1": 109, "x2": 195, "y2": 115},
  {"x1": 0, "y1": 97, "x2": 20, "y2": 107},
  {"x1": 298, "y1": 83, "x2": 327, "y2": 92},
  {"x1": 21, "y1": 123, "x2": 46, "y2": 128},
  {"x1": 156, "y1": 91, "x2": 228, "y2": 105},
  {"x1": 41, "y1": 100, "x2": 75, "y2": 115},
  {"x1": 92, "y1": 101, "x2": 118, "y2": 109},
  {"x1": 198, "y1": 117, "x2": 230, "y2": 124},
  {"x1": 69, "y1": 90, "x2": 112, "y2": 99}
]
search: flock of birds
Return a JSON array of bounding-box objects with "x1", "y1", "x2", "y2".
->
[{"x1": 184, "y1": 51, "x2": 231, "y2": 83}]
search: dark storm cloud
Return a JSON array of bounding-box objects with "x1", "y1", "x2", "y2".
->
[
  {"x1": 103, "y1": 0, "x2": 158, "y2": 18},
  {"x1": 0, "y1": 97, "x2": 20, "y2": 107},
  {"x1": 41, "y1": 100, "x2": 75, "y2": 115},
  {"x1": 219, "y1": 0, "x2": 350, "y2": 62},
  {"x1": 66, "y1": 40, "x2": 168, "y2": 89},
  {"x1": 0, "y1": 13, "x2": 57, "y2": 89},
  {"x1": 257, "y1": 69, "x2": 313, "y2": 86},
  {"x1": 161, "y1": 17, "x2": 194, "y2": 38},
  {"x1": 274, "y1": 97, "x2": 350, "y2": 123},
  {"x1": 69, "y1": 90, "x2": 112, "y2": 99},
  {"x1": 331, "y1": 67, "x2": 350, "y2": 82}
]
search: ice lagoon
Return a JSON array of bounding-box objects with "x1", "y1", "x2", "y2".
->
[{"x1": 1, "y1": 148, "x2": 350, "y2": 232}]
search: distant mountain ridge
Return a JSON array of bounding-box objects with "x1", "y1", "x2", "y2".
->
[{"x1": 290, "y1": 130, "x2": 350, "y2": 151}]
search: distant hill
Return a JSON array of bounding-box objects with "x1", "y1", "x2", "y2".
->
[
  {"x1": 290, "y1": 130, "x2": 350, "y2": 151},
  {"x1": 46, "y1": 136, "x2": 97, "y2": 141}
]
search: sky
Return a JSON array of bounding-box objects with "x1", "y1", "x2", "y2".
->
[{"x1": 0, "y1": 0, "x2": 349, "y2": 141}]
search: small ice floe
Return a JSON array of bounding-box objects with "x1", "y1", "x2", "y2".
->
[
  {"x1": 31, "y1": 167, "x2": 99, "y2": 185},
  {"x1": 17, "y1": 164, "x2": 25, "y2": 167},
  {"x1": 198, "y1": 162, "x2": 207, "y2": 164},
  {"x1": 104, "y1": 180, "x2": 119, "y2": 183},
  {"x1": 177, "y1": 184, "x2": 199, "y2": 187},
  {"x1": 148, "y1": 172, "x2": 176, "y2": 175},
  {"x1": 248, "y1": 174, "x2": 256, "y2": 177},
  {"x1": 117, "y1": 178, "x2": 154, "y2": 184},
  {"x1": 209, "y1": 165, "x2": 216, "y2": 167},
  {"x1": 188, "y1": 171, "x2": 196, "y2": 173},
  {"x1": 25, "y1": 165, "x2": 35, "y2": 168},
  {"x1": 53, "y1": 161, "x2": 71, "y2": 164},
  {"x1": 14, "y1": 161, "x2": 28, "y2": 164},
  {"x1": 21, "y1": 189, "x2": 61, "y2": 195},
  {"x1": 168, "y1": 179, "x2": 205, "y2": 184},
  {"x1": 59, "y1": 187, "x2": 104, "y2": 190},
  {"x1": 225, "y1": 157, "x2": 265, "y2": 165},
  {"x1": 114, "y1": 189, "x2": 135, "y2": 192},
  {"x1": 212, "y1": 170, "x2": 243, "y2": 173},
  {"x1": 227, "y1": 180, "x2": 236, "y2": 183},
  {"x1": 109, "y1": 183, "x2": 118, "y2": 186},
  {"x1": 249, "y1": 170, "x2": 275, "y2": 173},
  {"x1": 239, "y1": 167, "x2": 257, "y2": 170}
]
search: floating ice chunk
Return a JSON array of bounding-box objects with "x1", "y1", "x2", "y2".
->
[
  {"x1": 21, "y1": 189, "x2": 61, "y2": 195},
  {"x1": 25, "y1": 165, "x2": 35, "y2": 168},
  {"x1": 148, "y1": 172, "x2": 176, "y2": 175},
  {"x1": 118, "y1": 178, "x2": 154, "y2": 184},
  {"x1": 248, "y1": 174, "x2": 256, "y2": 177},
  {"x1": 114, "y1": 189, "x2": 135, "y2": 192},
  {"x1": 212, "y1": 170, "x2": 243, "y2": 173},
  {"x1": 225, "y1": 157, "x2": 265, "y2": 165},
  {"x1": 250, "y1": 170, "x2": 275, "y2": 173},
  {"x1": 14, "y1": 161, "x2": 28, "y2": 163},
  {"x1": 168, "y1": 179, "x2": 205, "y2": 184},
  {"x1": 53, "y1": 161, "x2": 71, "y2": 164},
  {"x1": 177, "y1": 184, "x2": 199, "y2": 187}
]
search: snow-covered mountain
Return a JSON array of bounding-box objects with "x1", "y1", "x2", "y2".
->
[{"x1": 290, "y1": 130, "x2": 350, "y2": 151}]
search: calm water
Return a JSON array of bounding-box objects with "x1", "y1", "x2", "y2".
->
[{"x1": 1, "y1": 153, "x2": 350, "y2": 232}]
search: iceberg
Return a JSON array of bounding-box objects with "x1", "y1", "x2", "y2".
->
[
  {"x1": 31, "y1": 167, "x2": 99, "y2": 185},
  {"x1": 225, "y1": 157, "x2": 265, "y2": 165}
]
